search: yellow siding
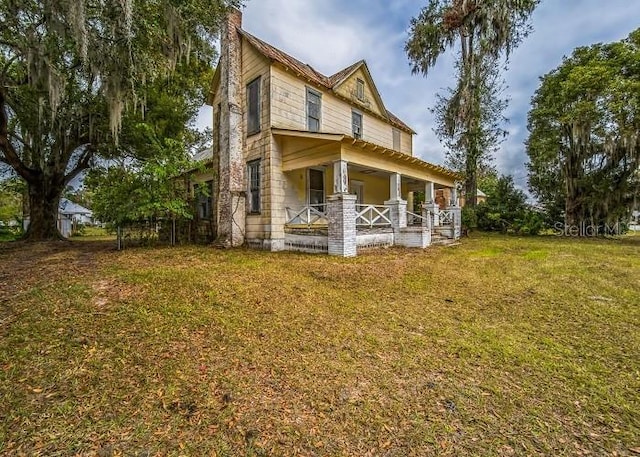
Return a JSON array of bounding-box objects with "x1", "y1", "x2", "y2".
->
[
  {"x1": 270, "y1": 66, "x2": 307, "y2": 130},
  {"x1": 270, "y1": 65, "x2": 412, "y2": 156},
  {"x1": 349, "y1": 171, "x2": 390, "y2": 204},
  {"x1": 242, "y1": 37, "x2": 272, "y2": 239}
]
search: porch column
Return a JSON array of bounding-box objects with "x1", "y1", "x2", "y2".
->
[
  {"x1": 385, "y1": 173, "x2": 406, "y2": 229},
  {"x1": 328, "y1": 160, "x2": 356, "y2": 257},
  {"x1": 327, "y1": 194, "x2": 357, "y2": 257},
  {"x1": 450, "y1": 187, "x2": 458, "y2": 207},
  {"x1": 423, "y1": 182, "x2": 439, "y2": 227},
  {"x1": 389, "y1": 172, "x2": 401, "y2": 201},
  {"x1": 425, "y1": 181, "x2": 435, "y2": 204},
  {"x1": 447, "y1": 205, "x2": 462, "y2": 239},
  {"x1": 333, "y1": 160, "x2": 349, "y2": 194}
]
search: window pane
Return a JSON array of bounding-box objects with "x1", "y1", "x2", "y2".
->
[
  {"x1": 356, "y1": 78, "x2": 365, "y2": 100},
  {"x1": 309, "y1": 169, "x2": 324, "y2": 191},
  {"x1": 307, "y1": 90, "x2": 321, "y2": 132},
  {"x1": 247, "y1": 78, "x2": 261, "y2": 135},
  {"x1": 248, "y1": 160, "x2": 260, "y2": 213},
  {"x1": 352, "y1": 111, "x2": 362, "y2": 138}
]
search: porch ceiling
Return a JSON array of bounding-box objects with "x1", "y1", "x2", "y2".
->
[{"x1": 273, "y1": 128, "x2": 460, "y2": 186}]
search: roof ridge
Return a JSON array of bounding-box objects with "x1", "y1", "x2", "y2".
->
[
  {"x1": 236, "y1": 28, "x2": 415, "y2": 133},
  {"x1": 237, "y1": 28, "x2": 330, "y2": 85}
]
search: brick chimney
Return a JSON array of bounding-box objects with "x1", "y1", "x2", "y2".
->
[{"x1": 216, "y1": 7, "x2": 245, "y2": 247}]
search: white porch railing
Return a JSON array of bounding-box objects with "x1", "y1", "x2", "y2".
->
[
  {"x1": 285, "y1": 204, "x2": 327, "y2": 228},
  {"x1": 439, "y1": 209, "x2": 454, "y2": 225},
  {"x1": 356, "y1": 204, "x2": 391, "y2": 228},
  {"x1": 407, "y1": 210, "x2": 426, "y2": 226}
]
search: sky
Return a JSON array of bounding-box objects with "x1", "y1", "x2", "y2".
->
[{"x1": 199, "y1": 0, "x2": 640, "y2": 193}]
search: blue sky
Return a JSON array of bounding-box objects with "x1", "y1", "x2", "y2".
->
[{"x1": 200, "y1": 0, "x2": 640, "y2": 193}]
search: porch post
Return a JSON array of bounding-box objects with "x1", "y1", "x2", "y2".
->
[
  {"x1": 423, "y1": 181, "x2": 439, "y2": 227},
  {"x1": 389, "y1": 172, "x2": 401, "y2": 201},
  {"x1": 328, "y1": 159, "x2": 356, "y2": 257},
  {"x1": 385, "y1": 173, "x2": 406, "y2": 229},
  {"x1": 447, "y1": 187, "x2": 461, "y2": 239},
  {"x1": 425, "y1": 181, "x2": 435, "y2": 203},
  {"x1": 327, "y1": 194, "x2": 357, "y2": 257},
  {"x1": 450, "y1": 187, "x2": 458, "y2": 207},
  {"x1": 333, "y1": 160, "x2": 349, "y2": 194}
]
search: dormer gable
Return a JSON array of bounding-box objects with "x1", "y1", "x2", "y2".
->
[{"x1": 329, "y1": 61, "x2": 387, "y2": 120}]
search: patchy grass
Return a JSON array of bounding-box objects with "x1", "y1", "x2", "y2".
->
[
  {"x1": 0, "y1": 233, "x2": 639, "y2": 456},
  {"x1": 71, "y1": 226, "x2": 116, "y2": 242}
]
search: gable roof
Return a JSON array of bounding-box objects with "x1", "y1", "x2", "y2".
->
[
  {"x1": 234, "y1": 29, "x2": 415, "y2": 134},
  {"x1": 59, "y1": 198, "x2": 92, "y2": 216},
  {"x1": 329, "y1": 60, "x2": 389, "y2": 120}
]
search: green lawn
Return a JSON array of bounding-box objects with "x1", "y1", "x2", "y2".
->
[{"x1": 1, "y1": 234, "x2": 639, "y2": 456}]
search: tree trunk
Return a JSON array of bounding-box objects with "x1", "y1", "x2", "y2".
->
[{"x1": 23, "y1": 179, "x2": 65, "y2": 241}]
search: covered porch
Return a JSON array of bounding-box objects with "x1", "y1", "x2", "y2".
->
[{"x1": 273, "y1": 129, "x2": 462, "y2": 256}]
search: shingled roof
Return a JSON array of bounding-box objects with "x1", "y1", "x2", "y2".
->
[{"x1": 237, "y1": 29, "x2": 415, "y2": 134}]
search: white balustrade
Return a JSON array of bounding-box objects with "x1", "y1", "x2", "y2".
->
[
  {"x1": 356, "y1": 204, "x2": 391, "y2": 228},
  {"x1": 285, "y1": 204, "x2": 327, "y2": 228}
]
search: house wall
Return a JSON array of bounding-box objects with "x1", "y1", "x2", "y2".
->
[
  {"x1": 270, "y1": 66, "x2": 412, "y2": 155},
  {"x1": 349, "y1": 170, "x2": 390, "y2": 204}
]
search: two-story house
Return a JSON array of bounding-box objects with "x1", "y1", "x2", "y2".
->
[{"x1": 200, "y1": 8, "x2": 461, "y2": 256}]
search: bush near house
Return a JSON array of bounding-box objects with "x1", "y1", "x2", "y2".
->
[{"x1": 473, "y1": 175, "x2": 546, "y2": 235}]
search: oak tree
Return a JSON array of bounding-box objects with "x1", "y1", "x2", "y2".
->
[
  {"x1": 527, "y1": 29, "x2": 640, "y2": 231},
  {"x1": 0, "y1": 0, "x2": 238, "y2": 240}
]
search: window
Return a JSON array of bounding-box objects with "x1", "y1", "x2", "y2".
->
[
  {"x1": 247, "y1": 160, "x2": 261, "y2": 213},
  {"x1": 306, "y1": 88, "x2": 321, "y2": 132},
  {"x1": 356, "y1": 78, "x2": 365, "y2": 101},
  {"x1": 349, "y1": 180, "x2": 364, "y2": 205},
  {"x1": 195, "y1": 181, "x2": 214, "y2": 220},
  {"x1": 352, "y1": 110, "x2": 363, "y2": 139},
  {"x1": 308, "y1": 168, "x2": 325, "y2": 208},
  {"x1": 247, "y1": 77, "x2": 261, "y2": 135},
  {"x1": 393, "y1": 128, "x2": 401, "y2": 151}
]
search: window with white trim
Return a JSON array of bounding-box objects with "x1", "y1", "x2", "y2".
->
[
  {"x1": 306, "y1": 88, "x2": 321, "y2": 133},
  {"x1": 352, "y1": 110, "x2": 363, "y2": 139},
  {"x1": 356, "y1": 78, "x2": 365, "y2": 101}
]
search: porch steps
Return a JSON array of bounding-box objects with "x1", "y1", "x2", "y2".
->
[
  {"x1": 431, "y1": 224, "x2": 456, "y2": 246},
  {"x1": 431, "y1": 233, "x2": 456, "y2": 246}
]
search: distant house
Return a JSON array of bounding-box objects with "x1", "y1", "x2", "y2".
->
[
  {"x1": 57, "y1": 199, "x2": 93, "y2": 237},
  {"x1": 457, "y1": 189, "x2": 488, "y2": 207},
  {"x1": 195, "y1": 8, "x2": 462, "y2": 256},
  {"x1": 23, "y1": 198, "x2": 94, "y2": 238}
]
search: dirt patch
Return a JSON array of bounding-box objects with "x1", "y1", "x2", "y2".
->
[{"x1": 0, "y1": 240, "x2": 115, "y2": 303}]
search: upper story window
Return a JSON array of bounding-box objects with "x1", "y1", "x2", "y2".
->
[
  {"x1": 392, "y1": 128, "x2": 401, "y2": 151},
  {"x1": 306, "y1": 88, "x2": 321, "y2": 133},
  {"x1": 247, "y1": 77, "x2": 261, "y2": 136},
  {"x1": 356, "y1": 78, "x2": 365, "y2": 101},
  {"x1": 352, "y1": 110, "x2": 363, "y2": 139},
  {"x1": 247, "y1": 159, "x2": 261, "y2": 214}
]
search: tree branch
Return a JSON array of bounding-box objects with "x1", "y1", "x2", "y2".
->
[
  {"x1": 64, "y1": 144, "x2": 94, "y2": 186},
  {"x1": 0, "y1": 88, "x2": 37, "y2": 181}
]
